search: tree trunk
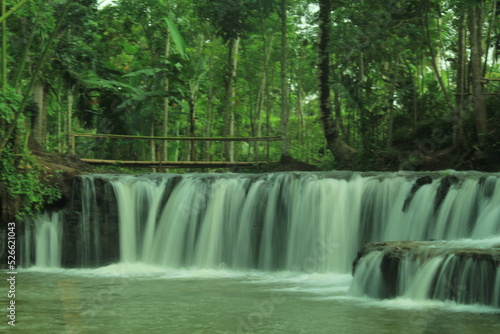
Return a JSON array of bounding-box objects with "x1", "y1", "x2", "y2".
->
[
  {"x1": 453, "y1": 14, "x2": 467, "y2": 149},
  {"x1": 468, "y1": 3, "x2": 487, "y2": 144},
  {"x1": 254, "y1": 19, "x2": 277, "y2": 160},
  {"x1": 66, "y1": 87, "x2": 73, "y2": 153},
  {"x1": 482, "y1": 0, "x2": 496, "y2": 77},
  {"x1": 265, "y1": 69, "x2": 274, "y2": 161},
  {"x1": 333, "y1": 75, "x2": 346, "y2": 137},
  {"x1": 423, "y1": 13, "x2": 453, "y2": 111},
  {"x1": 189, "y1": 99, "x2": 196, "y2": 161},
  {"x1": 162, "y1": 27, "x2": 171, "y2": 164},
  {"x1": 297, "y1": 80, "x2": 305, "y2": 161},
  {"x1": 205, "y1": 39, "x2": 215, "y2": 161},
  {"x1": 386, "y1": 62, "x2": 398, "y2": 149},
  {"x1": 150, "y1": 121, "x2": 156, "y2": 172},
  {"x1": 318, "y1": 0, "x2": 356, "y2": 163},
  {"x1": 56, "y1": 90, "x2": 62, "y2": 153},
  {"x1": 33, "y1": 80, "x2": 46, "y2": 147},
  {"x1": 280, "y1": 0, "x2": 289, "y2": 156},
  {"x1": 224, "y1": 37, "x2": 240, "y2": 162}
]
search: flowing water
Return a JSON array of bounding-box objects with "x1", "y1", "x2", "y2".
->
[
  {"x1": 3, "y1": 171, "x2": 500, "y2": 333},
  {"x1": 2, "y1": 266, "x2": 499, "y2": 334}
]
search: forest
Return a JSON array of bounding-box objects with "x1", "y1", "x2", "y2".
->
[{"x1": 0, "y1": 0, "x2": 499, "y2": 218}]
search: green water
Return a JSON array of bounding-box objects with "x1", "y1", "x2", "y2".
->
[{"x1": 1, "y1": 266, "x2": 499, "y2": 334}]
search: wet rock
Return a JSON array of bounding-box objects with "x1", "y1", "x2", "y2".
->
[
  {"x1": 403, "y1": 176, "x2": 433, "y2": 212},
  {"x1": 434, "y1": 175, "x2": 460, "y2": 212}
]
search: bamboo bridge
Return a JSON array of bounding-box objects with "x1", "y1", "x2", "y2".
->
[{"x1": 71, "y1": 133, "x2": 282, "y2": 168}]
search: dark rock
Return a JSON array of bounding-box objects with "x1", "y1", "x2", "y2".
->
[
  {"x1": 403, "y1": 176, "x2": 433, "y2": 212},
  {"x1": 434, "y1": 175, "x2": 460, "y2": 212}
]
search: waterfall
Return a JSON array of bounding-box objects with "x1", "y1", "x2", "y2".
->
[
  {"x1": 80, "y1": 176, "x2": 101, "y2": 266},
  {"x1": 24, "y1": 171, "x2": 500, "y2": 306},
  {"x1": 350, "y1": 237, "x2": 500, "y2": 307},
  {"x1": 33, "y1": 212, "x2": 63, "y2": 268}
]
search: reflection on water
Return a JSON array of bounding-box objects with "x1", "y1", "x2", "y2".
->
[{"x1": 1, "y1": 266, "x2": 499, "y2": 334}]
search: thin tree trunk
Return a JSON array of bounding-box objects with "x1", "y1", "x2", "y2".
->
[
  {"x1": 189, "y1": 100, "x2": 196, "y2": 161},
  {"x1": 66, "y1": 87, "x2": 73, "y2": 153},
  {"x1": 175, "y1": 121, "x2": 180, "y2": 161},
  {"x1": 42, "y1": 82, "x2": 48, "y2": 147},
  {"x1": 224, "y1": 37, "x2": 240, "y2": 162},
  {"x1": 423, "y1": 13, "x2": 453, "y2": 111},
  {"x1": 333, "y1": 76, "x2": 346, "y2": 136},
  {"x1": 254, "y1": 19, "x2": 278, "y2": 160},
  {"x1": 33, "y1": 80, "x2": 45, "y2": 147},
  {"x1": 296, "y1": 81, "x2": 305, "y2": 160},
  {"x1": 56, "y1": 90, "x2": 62, "y2": 153},
  {"x1": 162, "y1": 8, "x2": 172, "y2": 167},
  {"x1": 453, "y1": 14, "x2": 467, "y2": 149},
  {"x1": 482, "y1": 0, "x2": 496, "y2": 76},
  {"x1": 386, "y1": 62, "x2": 398, "y2": 149},
  {"x1": 280, "y1": 0, "x2": 289, "y2": 156},
  {"x1": 468, "y1": 3, "x2": 487, "y2": 144},
  {"x1": 265, "y1": 69, "x2": 273, "y2": 161},
  {"x1": 150, "y1": 121, "x2": 156, "y2": 172},
  {"x1": 318, "y1": 0, "x2": 356, "y2": 163},
  {"x1": 205, "y1": 37, "x2": 215, "y2": 161}
]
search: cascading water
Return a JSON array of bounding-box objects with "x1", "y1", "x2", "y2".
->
[
  {"x1": 24, "y1": 171, "x2": 500, "y2": 308},
  {"x1": 349, "y1": 238, "x2": 500, "y2": 307},
  {"x1": 79, "y1": 175, "x2": 101, "y2": 266},
  {"x1": 30, "y1": 212, "x2": 63, "y2": 268}
]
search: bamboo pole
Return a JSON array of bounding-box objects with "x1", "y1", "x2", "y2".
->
[
  {"x1": 72, "y1": 133, "x2": 283, "y2": 141},
  {"x1": 81, "y1": 159, "x2": 268, "y2": 168}
]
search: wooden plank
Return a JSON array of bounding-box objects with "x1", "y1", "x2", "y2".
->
[
  {"x1": 81, "y1": 158, "x2": 268, "y2": 168},
  {"x1": 72, "y1": 133, "x2": 282, "y2": 142}
]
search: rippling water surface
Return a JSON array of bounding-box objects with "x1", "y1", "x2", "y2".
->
[{"x1": 2, "y1": 265, "x2": 498, "y2": 334}]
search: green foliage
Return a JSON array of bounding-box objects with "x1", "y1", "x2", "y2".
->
[
  {"x1": 1, "y1": 0, "x2": 499, "y2": 174},
  {"x1": 0, "y1": 86, "x2": 22, "y2": 125},
  {"x1": 164, "y1": 18, "x2": 187, "y2": 58},
  {"x1": 0, "y1": 148, "x2": 61, "y2": 219}
]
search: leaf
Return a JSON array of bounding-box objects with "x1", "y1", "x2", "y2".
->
[
  {"x1": 144, "y1": 90, "x2": 170, "y2": 97},
  {"x1": 116, "y1": 91, "x2": 169, "y2": 109},
  {"x1": 123, "y1": 42, "x2": 139, "y2": 55},
  {"x1": 123, "y1": 68, "x2": 164, "y2": 78},
  {"x1": 83, "y1": 78, "x2": 141, "y2": 94},
  {"x1": 164, "y1": 17, "x2": 187, "y2": 58},
  {"x1": 171, "y1": 97, "x2": 189, "y2": 111}
]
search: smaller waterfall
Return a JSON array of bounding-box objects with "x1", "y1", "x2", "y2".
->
[
  {"x1": 348, "y1": 251, "x2": 386, "y2": 297},
  {"x1": 80, "y1": 176, "x2": 101, "y2": 266},
  {"x1": 34, "y1": 212, "x2": 63, "y2": 268},
  {"x1": 350, "y1": 238, "x2": 500, "y2": 307}
]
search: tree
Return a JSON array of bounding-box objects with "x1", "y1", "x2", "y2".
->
[
  {"x1": 468, "y1": 1, "x2": 487, "y2": 144},
  {"x1": 317, "y1": 0, "x2": 356, "y2": 164}
]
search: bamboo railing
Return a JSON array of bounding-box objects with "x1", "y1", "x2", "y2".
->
[{"x1": 71, "y1": 133, "x2": 282, "y2": 168}]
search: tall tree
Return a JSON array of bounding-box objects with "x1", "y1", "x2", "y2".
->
[
  {"x1": 317, "y1": 0, "x2": 356, "y2": 163},
  {"x1": 468, "y1": 1, "x2": 487, "y2": 144},
  {"x1": 280, "y1": 0, "x2": 290, "y2": 156},
  {"x1": 224, "y1": 37, "x2": 239, "y2": 162},
  {"x1": 453, "y1": 12, "x2": 467, "y2": 149}
]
